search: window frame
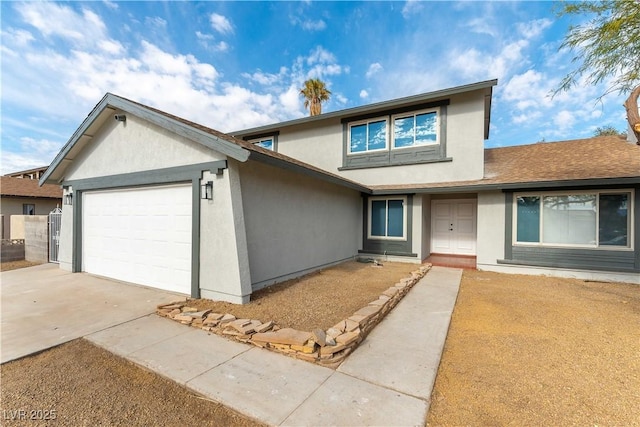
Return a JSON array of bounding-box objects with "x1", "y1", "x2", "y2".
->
[
  {"x1": 391, "y1": 107, "x2": 440, "y2": 150},
  {"x1": 367, "y1": 196, "x2": 408, "y2": 241},
  {"x1": 247, "y1": 136, "x2": 276, "y2": 151},
  {"x1": 513, "y1": 189, "x2": 633, "y2": 250},
  {"x1": 347, "y1": 116, "x2": 389, "y2": 155}
]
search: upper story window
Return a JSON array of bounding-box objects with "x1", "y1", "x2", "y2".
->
[
  {"x1": 340, "y1": 101, "x2": 449, "y2": 170},
  {"x1": 247, "y1": 136, "x2": 276, "y2": 151},
  {"x1": 392, "y1": 108, "x2": 439, "y2": 149},
  {"x1": 348, "y1": 118, "x2": 388, "y2": 154}
]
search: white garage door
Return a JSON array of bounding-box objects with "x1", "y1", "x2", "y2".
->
[{"x1": 83, "y1": 184, "x2": 192, "y2": 294}]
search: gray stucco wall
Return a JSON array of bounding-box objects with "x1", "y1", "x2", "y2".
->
[
  {"x1": 199, "y1": 164, "x2": 252, "y2": 303},
  {"x1": 238, "y1": 159, "x2": 362, "y2": 290},
  {"x1": 273, "y1": 91, "x2": 486, "y2": 186}
]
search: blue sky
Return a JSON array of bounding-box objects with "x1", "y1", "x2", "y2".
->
[{"x1": 0, "y1": 1, "x2": 631, "y2": 174}]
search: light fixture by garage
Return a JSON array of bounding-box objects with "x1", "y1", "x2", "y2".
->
[{"x1": 201, "y1": 181, "x2": 213, "y2": 200}]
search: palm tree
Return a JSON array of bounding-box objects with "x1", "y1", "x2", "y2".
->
[{"x1": 299, "y1": 78, "x2": 331, "y2": 116}]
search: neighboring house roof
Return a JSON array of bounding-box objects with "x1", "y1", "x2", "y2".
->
[
  {"x1": 371, "y1": 135, "x2": 640, "y2": 194},
  {"x1": 232, "y1": 79, "x2": 497, "y2": 140},
  {"x1": 1, "y1": 176, "x2": 62, "y2": 198},
  {"x1": 4, "y1": 166, "x2": 49, "y2": 179},
  {"x1": 40, "y1": 93, "x2": 370, "y2": 193}
]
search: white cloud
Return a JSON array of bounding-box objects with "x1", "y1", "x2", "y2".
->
[
  {"x1": 98, "y1": 39, "x2": 124, "y2": 55},
  {"x1": 402, "y1": 0, "x2": 423, "y2": 18},
  {"x1": 196, "y1": 31, "x2": 214, "y2": 41},
  {"x1": 196, "y1": 32, "x2": 229, "y2": 52},
  {"x1": 1, "y1": 137, "x2": 64, "y2": 175},
  {"x1": 366, "y1": 63, "x2": 382, "y2": 78},
  {"x1": 466, "y1": 17, "x2": 498, "y2": 37},
  {"x1": 103, "y1": 0, "x2": 119, "y2": 10},
  {"x1": 517, "y1": 18, "x2": 553, "y2": 39},
  {"x1": 145, "y1": 16, "x2": 167, "y2": 30},
  {"x1": 210, "y1": 13, "x2": 233, "y2": 35},
  {"x1": 1, "y1": 28, "x2": 35, "y2": 46},
  {"x1": 360, "y1": 90, "x2": 369, "y2": 99},
  {"x1": 16, "y1": 2, "x2": 107, "y2": 44},
  {"x1": 290, "y1": 15, "x2": 326, "y2": 31},
  {"x1": 553, "y1": 110, "x2": 577, "y2": 130}
]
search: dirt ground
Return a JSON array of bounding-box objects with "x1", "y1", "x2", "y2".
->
[
  {"x1": 1, "y1": 260, "x2": 42, "y2": 271},
  {"x1": 0, "y1": 339, "x2": 264, "y2": 427},
  {"x1": 4, "y1": 260, "x2": 638, "y2": 425},
  {"x1": 427, "y1": 269, "x2": 640, "y2": 426},
  {"x1": 190, "y1": 260, "x2": 418, "y2": 331}
]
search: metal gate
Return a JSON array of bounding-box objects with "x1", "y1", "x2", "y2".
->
[{"x1": 49, "y1": 207, "x2": 62, "y2": 263}]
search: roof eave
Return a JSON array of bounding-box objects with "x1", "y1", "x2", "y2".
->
[
  {"x1": 232, "y1": 79, "x2": 498, "y2": 137},
  {"x1": 370, "y1": 176, "x2": 640, "y2": 195}
]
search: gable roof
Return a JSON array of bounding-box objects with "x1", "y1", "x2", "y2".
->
[
  {"x1": 370, "y1": 135, "x2": 640, "y2": 193},
  {"x1": 232, "y1": 79, "x2": 497, "y2": 140},
  {"x1": 40, "y1": 93, "x2": 370, "y2": 193},
  {"x1": 1, "y1": 176, "x2": 62, "y2": 199}
]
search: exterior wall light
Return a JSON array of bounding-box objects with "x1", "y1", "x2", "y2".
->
[
  {"x1": 64, "y1": 192, "x2": 73, "y2": 205},
  {"x1": 201, "y1": 181, "x2": 213, "y2": 200}
]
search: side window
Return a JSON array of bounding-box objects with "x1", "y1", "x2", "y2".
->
[
  {"x1": 368, "y1": 197, "x2": 407, "y2": 240},
  {"x1": 247, "y1": 136, "x2": 277, "y2": 151},
  {"x1": 23, "y1": 204, "x2": 35, "y2": 215}
]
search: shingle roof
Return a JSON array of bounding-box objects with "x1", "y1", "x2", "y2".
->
[
  {"x1": 1, "y1": 176, "x2": 62, "y2": 198},
  {"x1": 370, "y1": 135, "x2": 640, "y2": 193}
]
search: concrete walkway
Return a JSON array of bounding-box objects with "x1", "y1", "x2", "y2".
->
[{"x1": 86, "y1": 266, "x2": 462, "y2": 426}]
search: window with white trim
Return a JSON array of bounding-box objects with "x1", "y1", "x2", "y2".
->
[
  {"x1": 249, "y1": 136, "x2": 276, "y2": 151},
  {"x1": 514, "y1": 190, "x2": 632, "y2": 248},
  {"x1": 348, "y1": 118, "x2": 388, "y2": 154},
  {"x1": 392, "y1": 108, "x2": 439, "y2": 149},
  {"x1": 368, "y1": 197, "x2": 407, "y2": 240}
]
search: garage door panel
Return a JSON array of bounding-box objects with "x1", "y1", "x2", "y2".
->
[{"x1": 83, "y1": 184, "x2": 192, "y2": 294}]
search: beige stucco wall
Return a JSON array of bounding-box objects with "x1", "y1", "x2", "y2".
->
[
  {"x1": 274, "y1": 91, "x2": 486, "y2": 186},
  {"x1": 238, "y1": 159, "x2": 362, "y2": 290},
  {"x1": 0, "y1": 197, "x2": 61, "y2": 239},
  {"x1": 64, "y1": 113, "x2": 225, "y2": 181}
]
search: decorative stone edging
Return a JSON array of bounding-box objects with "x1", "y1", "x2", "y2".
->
[{"x1": 157, "y1": 264, "x2": 432, "y2": 369}]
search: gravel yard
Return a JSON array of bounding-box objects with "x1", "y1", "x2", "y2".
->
[
  {"x1": 0, "y1": 339, "x2": 263, "y2": 427},
  {"x1": 427, "y1": 270, "x2": 640, "y2": 426},
  {"x1": 189, "y1": 260, "x2": 419, "y2": 331},
  {"x1": 1, "y1": 260, "x2": 42, "y2": 271}
]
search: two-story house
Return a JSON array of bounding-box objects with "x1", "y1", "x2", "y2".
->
[{"x1": 40, "y1": 79, "x2": 640, "y2": 303}]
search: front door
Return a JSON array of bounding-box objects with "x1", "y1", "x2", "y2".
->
[{"x1": 431, "y1": 199, "x2": 477, "y2": 255}]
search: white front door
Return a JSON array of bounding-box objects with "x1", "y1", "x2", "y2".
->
[
  {"x1": 82, "y1": 184, "x2": 192, "y2": 294},
  {"x1": 431, "y1": 199, "x2": 477, "y2": 255}
]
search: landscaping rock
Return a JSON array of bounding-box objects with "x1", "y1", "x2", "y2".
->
[
  {"x1": 312, "y1": 329, "x2": 327, "y2": 347},
  {"x1": 251, "y1": 328, "x2": 310, "y2": 346}
]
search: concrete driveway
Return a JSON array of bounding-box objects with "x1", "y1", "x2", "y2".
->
[{"x1": 1, "y1": 263, "x2": 182, "y2": 364}]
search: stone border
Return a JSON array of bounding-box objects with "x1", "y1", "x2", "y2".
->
[{"x1": 157, "y1": 264, "x2": 432, "y2": 369}]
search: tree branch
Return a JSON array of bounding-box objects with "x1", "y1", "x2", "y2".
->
[{"x1": 623, "y1": 85, "x2": 640, "y2": 144}]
